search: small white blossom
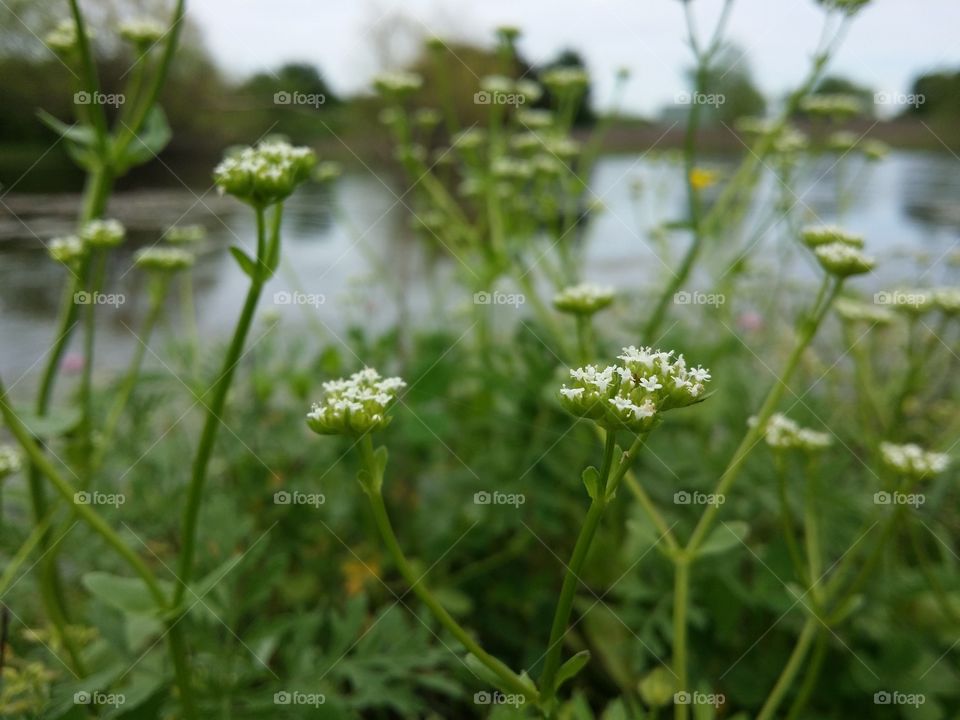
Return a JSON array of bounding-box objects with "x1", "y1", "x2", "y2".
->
[
  {"x1": 48, "y1": 236, "x2": 87, "y2": 266},
  {"x1": 307, "y1": 368, "x2": 406, "y2": 436},
  {"x1": 134, "y1": 247, "x2": 194, "y2": 273},
  {"x1": 553, "y1": 284, "x2": 615, "y2": 315},
  {"x1": 373, "y1": 71, "x2": 423, "y2": 96},
  {"x1": 118, "y1": 18, "x2": 166, "y2": 46},
  {"x1": 934, "y1": 287, "x2": 960, "y2": 315},
  {"x1": 814, "y1": 241, "x2": 874, "y2": 277},
  {"x1": 880, "y1": 442, "x2": 950, "y2": 478},
  {"x1": 80, "y1": 219, "x2": 125, "y2": 249},
  {"x1": 834, "y1": 298, "x2": 896, "y2": 325},
  {"x1": 163, "y1": 225, "x2": 206, "y2": 244},
  {"x1": 0, "y1": 445, "x2": 21, "y2": 479},
  {"x1": 750, "y1": 413, "x2": 832, "y2": 452},
  {"x1": 800, "y1": 225, "x2": 864, "y2": 248},
  {"x1": 560, "y1": 346, "x2": 712, "y2": 432},
  {"x1": 800, "y1": 94, "x2": 862, "y2": 119},
  {"x1": 214, "y1": 140, "x2": 316, "y2": 207}
]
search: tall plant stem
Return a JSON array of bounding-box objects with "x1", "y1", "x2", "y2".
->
[
  {"x1": 174, "y1": 207, "x2": 272, "y2": 607},
  {"x1": 755, "y1": 617, "x2": 818, "y2": 720},
  {"x1": 539, "y1": 431, "x2": 617, "y2": 700},
  {"x1": 672, "y1": 276, "x2": 840, "y2": 713},
  {"x1": 358, "y1": 437, "x2": 536, "y2": 701}
]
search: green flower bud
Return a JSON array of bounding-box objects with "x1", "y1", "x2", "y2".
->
[
  {"x1": 118, "y1": 18, "x2": 166, "y2": 47},
  {"x1": 800, "y1": 225, "x2": 864, "y2": 248}
]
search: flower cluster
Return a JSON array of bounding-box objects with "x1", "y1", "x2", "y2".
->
[
  {"x1": 750, "y1": 413, "x2": 832, "y2": 452},
  {"x1": 879, "y1": 442, "x2": 950, "y2": 479},
  {"x1": 164, "y1": 225, "x2": 206, "y2": 244},
  {"x1": 559, "y1": 346, "x2": 711, "y2": 432},
  {"x1": 48, "y1": 236, "x2": 86, "y2": 267},
  {"x1": 134, "y1": 247, "x2": 194, "y2": 273},
  {"x1": 814, "y1": 242, "x2": 874, "y2": 277},
  {"x1": 834, "y1": 298, "x2": 895, "y2": 325},
  {"x1": 799, "y1": 94, "x2": 862, "y2": 119},
  {"x1": 80, "y1": 219, "x2": 126, "y2": 248},
  {"x1": 45, "y1": 20, "x2": 80, "y2": 52},
  {"x1": 800, "y1": 225, "x2": 864, "y2": 248},
  {"x1": 935, "y1": 287, "x2": 960, "y2": 314},
  {"x1": 306, "y1": 369, "x2": 406, "y2": 436},
  {"x1": 118, "y1": 18, "x2": 166, "y2": 46},
  {"x1": 214, "y1": 141, "x2": 316, "y2": 207},
  {"x1": 553, "y1": 283, "x2": 615, "y2": 315},
  {"x1": 541, "y1": 67, "x2": 589, "y2": 94},
  {"x1": 373, "y1": 72, "x2": 423, "y2": 97},
  {"x1": 0, "y1": 445, "x2": 22, "y2": 479}
]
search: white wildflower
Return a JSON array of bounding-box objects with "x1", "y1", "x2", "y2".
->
[
  {"x1": 880, "y1": 442, "x2": 950, "y2": 479},
  {"x1": 307, "y1": 368, "x2": 406, "y2": 436}
]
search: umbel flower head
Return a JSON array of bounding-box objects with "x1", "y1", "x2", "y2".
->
[
  {"x1": 799, "y1": 94, "x2": 862, "y2": 120},
  {"x1": 880, "y1": 442, "x2": 950, "y2": 479},
  {"x1": 134, "y1": 247, "x2": 194, "y2": 273},
  {"x1": 750, "y1": 413, "x2": 832, "y2": 452},
  {"x1": 48, "y1": 236, "x2": 87, "y2": 267},
  {"x1": 834, "y1": 298, "x2": 895, "y2": 326},
  {"x1": 45, "y1": 19, "x2": 80, "y2": 53},
  {"x1": 80, "y1": 219, "x2": 125, "y2": 248},
  {"x1": 307, "y1": 368, "x2": 406, "y2": 436},
  {"x1": 559, "y1": 346, "x2": 711, "y2": 433},
  {"x1": 214, "y1": 140, "x2": 316, "y2": 207},
  {"x1": 800, "y1": 225, "x2": 864, "y2": 249},
  {"x1": 814, "y1": 242, "x2": 874, "y2": 277},
  {"x1": 0, "y1": 445, "x2": 22, "y2": 480},
  {"x1": 934, "y1": 287, "x2": 960, "y2": 314},
  {"x1": 163, "y1": 224, "x2": 206, "y2": 244},
  {"x1": 372, "y1": 71, "x2": 423, "y2": 97},
  {"x1": 553, "y1": 283, "x2": 615, "y2": 316},
  {"x1": 118, "y1": 18, "x2": 166, "y2": 46}
]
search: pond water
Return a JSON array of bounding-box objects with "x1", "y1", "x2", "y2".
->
[{"x1": 1, "y1": 151, "x2": 958, "y2": 383}]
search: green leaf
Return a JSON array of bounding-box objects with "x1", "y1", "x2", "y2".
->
[
  {"x1": 82, "y1": 572, "x2": 168, "y2": 616},
  {"x1": 37, "y1": 110, "x2": 97, "y2": 146},
  {"x1": 696, "y1": 521, "x2": 749, "y2": 558},
  {"x1": 37, "y1": 110, "x2": 101, "y2": 171},
  {"x1": 555, "y1": 650, "x2": 591, "y2": 691},
  {"x1": 582, "y1": 466, "x2": 601, "y2": 500},
  {"x1": 229, "y1": 247, "x2": 258, "y2": 279},
  {"x1": 464, "y1": 653, "x2": 507, "y2": 692},
  {"x1": 12, "y1": 406, "x2": 82, "y2": 439},
  {"x1": 113, "y1": 105, "x2": 172, "y2": 172}
]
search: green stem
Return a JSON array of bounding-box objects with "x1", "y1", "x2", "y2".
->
[
  {"x1": 539, "y1": 431, "x2": 617, "y2": 699},
  {"x1": 755, "y1": 617, "x2": 818, "y2": 720},
  {"x1": 358, "y1": 437, "x2": 535, "y2": 700},
  {"x1": 687, "y1": 277, "x2": 840, "y2": 553},
  {"x1": 672, "y1": 558, "x2": 690, "y2": 720},
  {"x1": 173, "y1": 208, "x2": 272, "y2": 608},
  {"x1": 785, "y1": 629, "x2": 827, "y2": 720},
  {"x1": 803, "y1": 458, "x2": 823, "y2": 603},
  {"x1": 776, "y1": 455, "x2": 807, "y2": 586},
  {"x1": 79, "y1": 250, "x2": 108, "y2": 485}
]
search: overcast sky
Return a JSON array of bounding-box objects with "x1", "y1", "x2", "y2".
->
[{"x1": 189, "y1": 0, "x2": 959, "y2": 115}]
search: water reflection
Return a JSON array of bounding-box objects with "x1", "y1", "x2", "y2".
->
[{"x1": 1, "y1": 151, "x2": 958, "y2": 380}]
